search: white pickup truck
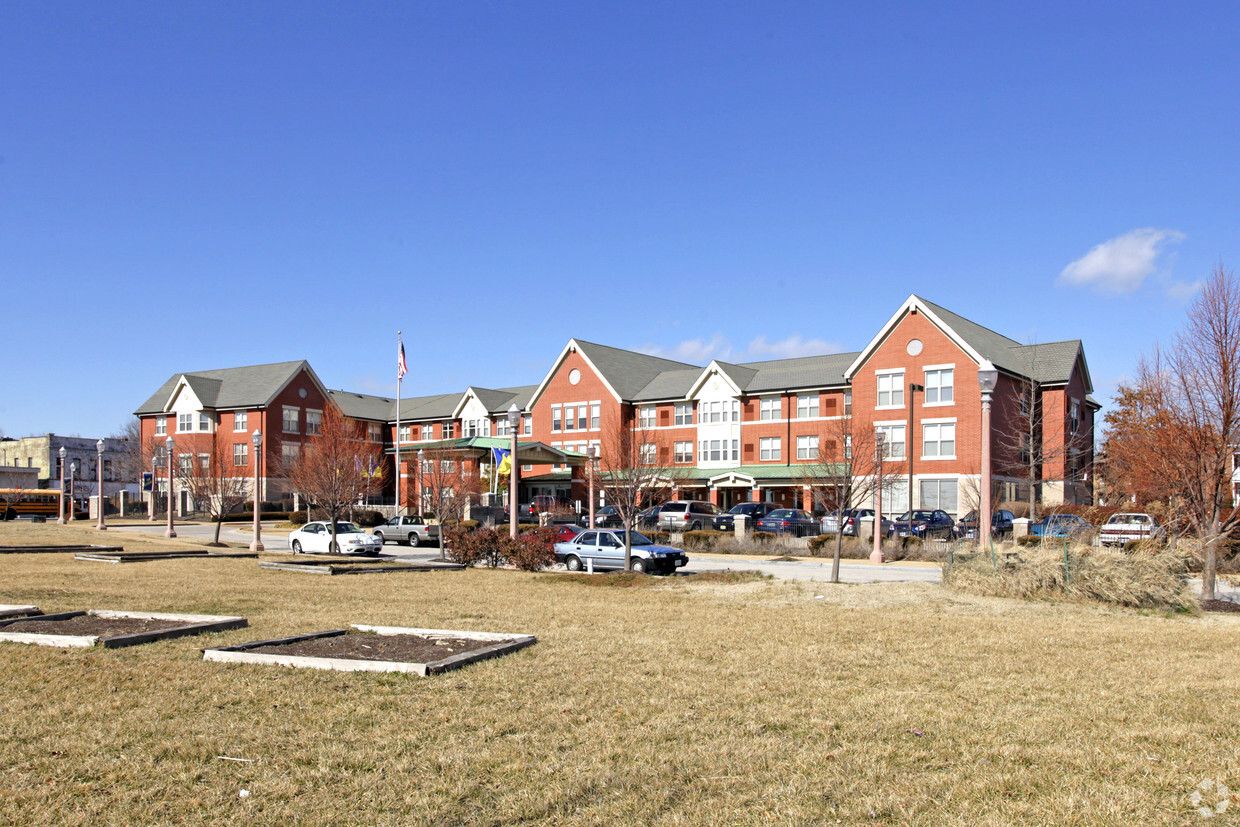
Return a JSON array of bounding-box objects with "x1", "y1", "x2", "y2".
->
[
  {"x1": 1099, "y1": 513, "x2": 1162, "y2": 547},
  {"x1": 372, "y1": 516, "x2": 439, "y2": 546}
]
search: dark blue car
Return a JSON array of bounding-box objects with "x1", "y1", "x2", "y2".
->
[
  {"x1": 755, "y1": 509, "x2": 820, "y2": 537},
  {"x1": 1030, "y1": 514, "x2": 1092, "y2": 538},
  {"x1": 889, "y1": 509, "x2": 956, "y2": 541}
]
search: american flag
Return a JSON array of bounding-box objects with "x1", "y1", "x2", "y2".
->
[{"x1": 397, "y1": 339, "x2": 408, "y2": 381}]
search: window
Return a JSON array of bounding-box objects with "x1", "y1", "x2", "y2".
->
[
  {"x1": 759, "y1": 437, "x2": 781, "y2": 461},
  {"x1": 877, "y1": 424, "x2": 906, "y2": 459},
  {"x1": 844, "y1": 391, "x2": 852, "y2": 416},
  {"x1": 197, "y1": 454, "x2": 209, "y2": 472},
  {"x1": 442, "y1": 422, "x2": 454, "y2": 438},
  {"x1": 398, "y1": 425, "x2": 411, "y2": 442},
  {"x1": 920, "y1": 479, "x2": 958, "y2": 515},
  {"x1": 440, "y1": 460, "x2": 456, "y2": 472},
  {"x1": 283, "y1": 407, "x2": 299, "y2": 433},
  {"x1": 155, "y1": 417, "x2": 166, "y2": 436},
  {"x1": 844, "y1": 434, "x2": 852, "y2": 459},
  {"x1": 700, "y1": 400, "x2": 737, "y2": 424},
  {"x1": 104, "y1": 459, "x2": 114, "y2": 480},
  {"x1": 924, "y1": 369, "x2": 954, "y2": 405},
  {"x1": 674, "y1": 402, "x2": 693, "y2": 425},
  {"x1": 178, "y1": 413, "x2": 193, "y2": 432},
  {"x1": 282, "y1": 443, "x2": 300, "y2": 465},
  {"x1": 877, "y1": 372, "x2": 904, "y2": 407},
  {"x1": 797, "y1": 394, "x2": 819, "y2": 419},
  {"x1": 198, "y1": 412, "x2": 211, "y2": 431},
  {"x1": 1070, "y1": 400, "x2": 1080, "y2": 435},
  {"x1": 563, "y1": 405, "x2": 576, "y2": 431},
  {"x1": 588, "y1": 403, "x2": 598, "y2": 430},
  {"x1": 922, "y1": 422, "x2": 956, "y2": 458},
  {"x1": 674, "y1": 441, "x2": 693, "y2": 463},
  {"x1": 523, "y1": 417, "x2": 531, "y2": 436},
  {"x1": 306, "y1": 410, "x2": 322, "y2": 436},
  {"x1": 368, "y1": 423, "x2": 382, "y2": 441},
  {"x1": 233, "y1": 444, "x2": 248, "y2": 467},
  {"x1": 577, "y1": 406, "x2": 588, "y2": 430},
  {"x1": 234, "y1": 412, "x2": 247, "y2": 432},
  {"x1": 640, "y1": 443, "x2": 656, "y2": 463},
  {"x1": 420, "y1": 459, "x2": 433, "y2": 473},
  {"x1": 178, "y1": 453, "x2": 193, "y2": 474},
  {"x1": 759, "y1": 398, "x2": 780, "y2": 421},
  {"x1": 552, "y1": 406, "x2": 562, "y2": 432},
  {"x1": 496, "y1": 417, "x2": 510, "y2": 437},
  {"x1": 797, "y1": 435, "x2": 819, "y2": 460},
  {"x1": 638, "y1": 406, "x2": 656, "y2": 429}
]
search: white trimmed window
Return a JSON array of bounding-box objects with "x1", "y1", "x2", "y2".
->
[
  {"x1": 591, "y1": 403, "x2": 600, "y2": 430},
  {"x1": 368, "y1": 423, "x2": 382, "y2": 441},
  {"x1": 759, "y1": 397, "x2": 780, "y2": 421},
  {"x1": 922, "y1": 422, "x2": 956, "y2": 458},
  {"x1": 283, "y1": 407, "x2": 299, "y2": 433},
  {"x1": 177, "y1": 413, "x2": 193, "y2": 432},
  {"x1": 282, "y1": 443, "x2": 300, "y2": 464},
  {"x1": 198, "y1": 453, "x2": 210, "y2": 471},
  {"x1": 877, "y1": 372, "x2": 904, "y2": 407},
  {"x1": 233, "y1": 412, "x2": 247, "y2": 432},
  {"x1": 877, "y1": 424, "x2": 906, "y2": 459},
  {"x1": 797, "y1": 394, "x2": 819, "y2": 419},
  {"x1": 523, "y1": 416, "x2": 531, "y2": 436},
  {"x1": 674, "y1": 402, "x2": 693, "y2": 426},
  {"x1": 576, "y1": 405, "x2": 587, "y2": 431},
  {"x1": 759, "y1": 437, "x2": 781, "y2": 461},
  {"x1": 638, "y1": 406, "x2": 656, "y2": 429},
  {"x1": 844, "y1": 391, "x2": 852, "y2": 416},
  {"x1": 924, "y1": 369, "x2": 954, "y2": 405},
  {"x1": 178, "y1": 453, "x2": 193, "y2": 474},
  {"x1": 440, "y1": 460, "x2": 456, "y2": 472},
  {"x1": 797, "y1": 435, "x2": 819, "y2": 460},
  {"x1": 496, "y1": 417, "x2": 510, "y2": 437},
  {"x1": 563, "y1": 405, "x2": 576, "y2": 431},
  {"x1": 198, "y1": 413, "x2": 211, "y2": 431},
  {"x1": 155, "y1": 417, "x2": 167, "y2": 436},
  {"x1": 398, "y1": 425, "x2": 411, "y2": 442},
  {"x1": 552, "y1": 406, "x2": 562, "y2": 432},
  {"x1": 640, "y1": 443, "x2": 656, "y2": 464},
  {"x1": 844, "y1": 434, "x2": 852, "y2": 459},
  {"x1": 674, "y1": 441, "x2": 693, "y2": 463},
  {"x1": 442, "y1": 422, "x2": 454, "y2": 438},
  {"x1": 306, "y1": 410, "x2": 322, "y2": 436},
  {"x1": 233, "y1": 443, "x2": 248, "y2": 467},
  {"x1": 920, "y1": 479, "x2": 958, "y2": 515},
  {"x1": 1070, "y1": 400, "x2": 1080, "y2": 434}
]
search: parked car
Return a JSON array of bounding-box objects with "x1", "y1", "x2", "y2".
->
[
  {"x1": 755, "y1": 508, "x2": 820, "y2": 537},
  {"x1": 956, "y1": 509, "x2": 1015, "y2": 540},
  {"x1": 584, "y1": 505, "x2": 624, "y2": 528},
  {"x1": 889, "y1": 510, "x2": 957, "y2": 541},
  {"x1": 658, "y1": 500, "x2": 722, "y2": 532},
  {"x1": 635, "y1": 505, "x2": 664, "y2": 531},
  {"x1": 547, "y1": 523, "x2": 584, "y2": 543},
  {"x1": 289, "y1": 521, "x2": 384, "y2": 555},
  {"x1": 1029, "y1": 513, "x2": 1093, "y2": 539},
  {"x1": 373, "y1": 515, "x2": 439, "y2": 546},
  {"x1": 553, "y1": 529, "x2": 689, "y2": 574},
  {"x1": 820, "y1": 508, "x2": 891, "y2": 537},
  {"x1": 1099, "y1": 513, "x2": 1162, "y2": 547},
  {"x1": 713, "y1": 501, "x2": 779, "y2": 532}
]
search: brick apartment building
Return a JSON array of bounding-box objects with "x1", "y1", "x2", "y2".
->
[{"x1": 134, "y1": 295, "x2": 1098, "y2": 518}]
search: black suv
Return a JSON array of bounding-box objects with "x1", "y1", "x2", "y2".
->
[
  {"x1": 889, "y1": 509, "x2": 957, "y2": 541},
  {"x1": 712, "y1": 501, "x2": 779, "y2": 532},
  {"x1": 957, "y1": 509, "x2": 1015, "y2": 539}
]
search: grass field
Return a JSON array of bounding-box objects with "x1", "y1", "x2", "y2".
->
[{"x1": 1, "y1": 522, "x2": 1238, "y2": 825}]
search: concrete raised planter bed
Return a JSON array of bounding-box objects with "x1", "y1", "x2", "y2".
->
[
  {"x1": 0, "y1": 545, "x2": 125, "y2": 555},
  {"x1": 0, "y1": 610, "x2": 248, "y2": 648},
  {"x1": 203, "y1": 625, "x2": 536, "y2": 675},
  {"x1": 258, "y1": 559, "x2": 464, "y2": 575},
  {"x1": 75, "y1": 550, "x2": 259, "y2": 563},
  {"x1": 0, "y1": 604, "x2": 42, "y2": 619}
]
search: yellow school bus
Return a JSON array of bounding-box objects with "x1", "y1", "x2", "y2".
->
[{"x1": 0, "y1": 489, "x2": 62, "y2": 521}]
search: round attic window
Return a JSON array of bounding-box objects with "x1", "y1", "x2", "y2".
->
[
  {"x1": 906, "y1": 339, "x2": 923, "y2": 356},
  {"x1": 569, "y1": 369, "x2": 581, "y2": 385},
  {"x1": 299, "y1": 388, "x2": 308, "y2": 399}
]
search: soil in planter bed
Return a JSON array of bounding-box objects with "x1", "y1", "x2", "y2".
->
[
  {"x1": 1, "y1": 616, "x2": 185, "y2": 637},
  {"x1": 1201, "y1": 599, "x2": 1240, "y2": 613},
  {"x1": 248, "y1": 632, "x2": 498, "y2": 663}
]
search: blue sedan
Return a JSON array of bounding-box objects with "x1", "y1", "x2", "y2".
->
[
  {"x1": 755, "y1": 509, "x2": 820, "y2": 537},
  {"x1": 553, "y1": 529, "x2": 688, "y2": 574}
]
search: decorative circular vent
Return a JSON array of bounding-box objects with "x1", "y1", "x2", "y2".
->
[
  {"x1": 569, "y1": 369, "x2": 581, "y2": 385},
  {"x1": 906, "y1": 339, "x2": 923, "y2": 356},
  {"x1": 298, "y1": 388, "x2": 308, "y2": 399}
]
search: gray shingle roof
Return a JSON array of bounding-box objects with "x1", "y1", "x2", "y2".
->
[
  {"x1": 468, "y1": 385, "x2": 538, "y2": 414},
  {"x1": 737, "y1": 352, "x2": 857, "y2": 393},
  {"x1": 327, "y1": 389, "x2": 396, "y2": 422},
  {"x1": 575, "y1": 340, "x2": 699, "y2": 399},
  {"x1": 135, "y1": 361, "x2": 311, "y2": 415},
  {"x1": 632, "y1": 368, "x2": 703, "y2": 401}
]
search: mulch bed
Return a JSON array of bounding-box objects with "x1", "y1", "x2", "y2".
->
[
  {"x1": 1201, "y1": 599, "x2": 1240, "y2": 613},
  {"x1": 1, "y1": 615, "x2": 186, "y2": 636},
  {"x1": 247, "y1": 632, "x2": 498, "y2": 663}
]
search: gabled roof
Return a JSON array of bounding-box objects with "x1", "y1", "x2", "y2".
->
[
  {"x1": 326, "y1": 389, "x2": 396, "y2": 423},
  {"x1": 736, "y1": 352, "x2": 856, "y2": 393},
  {"x1": 135, "y1": 361, "x2": 317, "y2": 415},
  {"x1": 528, "y1": 339, "x2": 699, "y2": 408},
  {"x1": 451, "y1": 385, "x2": 539, "y2": 418}
]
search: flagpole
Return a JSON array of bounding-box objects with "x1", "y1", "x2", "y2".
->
[{"x1": 396, "y1": 332, "x2": 403, "y2": 517}]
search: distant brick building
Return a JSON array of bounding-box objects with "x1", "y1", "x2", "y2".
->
[{"x1": 134, "y1": 295, "x2": 1098, "y2": 517}]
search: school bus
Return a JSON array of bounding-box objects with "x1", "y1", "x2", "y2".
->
[{"x1": 0, "y1": 489, "x2": 62, "y2": 521}]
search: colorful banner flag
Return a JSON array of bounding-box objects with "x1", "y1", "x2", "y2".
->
[{"x1": 494, "y1": 448, "x2": 512, "y2": 477}]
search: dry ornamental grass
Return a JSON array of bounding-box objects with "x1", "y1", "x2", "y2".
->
[{"x1": 1, "y1": 522, "x2": 1239, "y2": 825}]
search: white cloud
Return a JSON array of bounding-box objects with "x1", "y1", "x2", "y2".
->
[
  {"x1": 639, "y1": 333, "x2": 840, "y2": 365},
  {"x1": 1057, "y1": 228, "x2": 1185, "y2": 294},
  {"x1": 1161, "y1": 278, "x2": 1201, "y2": 302}
]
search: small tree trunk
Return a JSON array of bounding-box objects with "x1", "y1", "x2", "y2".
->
[
  {"x1": 1202, "y1": 538, "x2": 1218, "y2": 601},
  {"x1": 831, "y1": 528, "x2": 843, "y2": 583},
  {"x1": 624, "y1": 526, "x2": 633, "y2": 571},
  {"x1": 214, "y1": 517, "x2": 223, "y2": 544}
]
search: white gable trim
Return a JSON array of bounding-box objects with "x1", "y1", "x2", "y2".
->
[
  {"x1": 267, "y1": 361, "x2": 329, "y2": 409},
  {"x1": 451, "y1": 388, "x2": 481, "y2": 420},
  {"x1": 843, "y1": 295, "x2": 984, "y2": 380},
  {"x1": 163, "y1": 377, "x2": 202, "y2": 413},
  {"x1": 686, "y1": 361, "x2": 744, "y2": 400},
  {"x1": 709, "y1": 471, "x2": 756, "y2": 487},
  {"x1": 526, "y1": 339, "x2": 623, "y2": 410}
]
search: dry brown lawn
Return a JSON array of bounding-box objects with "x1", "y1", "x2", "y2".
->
[{"x1": 1, "y1": 522, "x2": 1239, "y2": 826}]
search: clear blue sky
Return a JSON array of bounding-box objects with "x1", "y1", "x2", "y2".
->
[{"x1": 3, "y1": 1, "x2": 1237, "y2": 439}]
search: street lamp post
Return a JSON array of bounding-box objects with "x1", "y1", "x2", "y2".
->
[
  {"x1": 96, "y1": 439, "x2": 107, "y2": 530},
  {"x1": 165, "y1": 437, "x2": 177, "y2": 538},
  {"x1": 149, "y1": 453, "x2": 158, "y2": 521},
  {"x1": 587, "y1": 445, "x2": 597, "y2": 528},
  {"x1": 417, "y1": 448, "x2": 425, "y2": 519},
  {"x1": 871, "y1": 429, "x2": 885, "y2": 564},
  {"x1": 978, "y1": 360, "x2": 999, "y2": 545},
  {"x1": 68, "y1": 461, "x2": 77, "y2": 522},
  {"x1": 908, "y1": 382, "x2": 923, "y2": 513},
  {"x1": 250, "y1": 430, "x2": 264, "y2": 551},
  {"x1": 507, "y1": 404, "x2": 520, "y2": 539},
  {"x1": 57, "y1": 447, "x2": 67, "y2": 524}
]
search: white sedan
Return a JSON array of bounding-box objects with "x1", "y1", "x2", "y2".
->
[{"x1": 288, "y1": 521, "x2": 384, "y2": 555}]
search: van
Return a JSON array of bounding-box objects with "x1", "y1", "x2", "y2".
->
[{"x1": 657, "y1": 500, "x2": 721, "y2": 532}]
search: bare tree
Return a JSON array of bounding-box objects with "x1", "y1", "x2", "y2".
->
[
  {"x1": 285, "y1": 404, "x2": 385, "y2": 554},
  {"x1": 595, "y1": 420, "x2": 687, "y2": 571},
  {"x1": 177, "y1": 434, "x2": 252, "y2": 544},
  {"x1": 109, "y1": 417, "x2": 144, "y2": 488},
  {"x1": 1105, "y1": 265, "x2": 1240, "y2": 599},
  {"x1": 418, "y1": 447, "x2": 478, "y2": 560},
  {"x1": 797, "y1": 412, "x2": 904, "y2": 582}
]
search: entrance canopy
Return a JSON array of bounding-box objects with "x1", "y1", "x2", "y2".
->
[{"x1": 387, "y1": 437, "x2": 587, "y2": 467}]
